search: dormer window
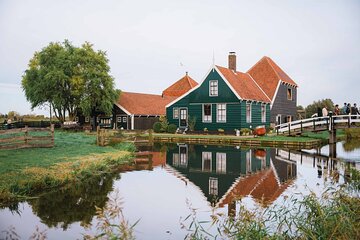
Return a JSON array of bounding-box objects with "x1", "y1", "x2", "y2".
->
[
  {"x1": 287, "y1": 88, "x2": 292, "y2": 100},
  {"x1": 209, "y1": 80, "x2": 218, "y2": 96}
]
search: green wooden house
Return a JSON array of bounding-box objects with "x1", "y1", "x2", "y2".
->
[{"x1": 166, "y1": 54, "x2": 271, "y2": 132}]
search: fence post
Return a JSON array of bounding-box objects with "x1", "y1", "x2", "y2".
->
[
  {"x1": 24, "y1": 125, "x2": 28, "y2": 146},
  {"x1": 288, "y1": 123, "x2": 290, "y2": 136},
  {"x1": 149, "y1": 129, "x2": 153, "y2": 143},
  {"x1": 97, "y1": 126, "x2": 100, "y2": 146},
  {"x1": 50, "y1": 124, "x2": 54, "y2": 146}
]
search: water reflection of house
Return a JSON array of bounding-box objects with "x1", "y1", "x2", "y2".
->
[{"x1": 166, "y1": 145, "x2": 296, "y2": 208}]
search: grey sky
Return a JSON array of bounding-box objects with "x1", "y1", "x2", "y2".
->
[{"x1": 0, "y1": 0, "x2": 359, "y2": 115}]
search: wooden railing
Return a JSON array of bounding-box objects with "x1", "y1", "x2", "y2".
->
[
  {"x1": 0, "y1": 125, "x2": 54, "y2": 150},
  {"x1": 275, "y1": 115, "x2": 360, "y2": 135}
]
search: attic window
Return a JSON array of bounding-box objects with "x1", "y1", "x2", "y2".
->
[
  {"x1": 209, "y1": 80, "x2": 218, "y2": 96},
  {"x1": 287, "y1": 88, "x2": 292, "y2": 100}
]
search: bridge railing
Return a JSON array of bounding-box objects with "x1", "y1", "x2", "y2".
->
[{"x1": 275, "y1": 114, "x2": 360, "y2": 135}]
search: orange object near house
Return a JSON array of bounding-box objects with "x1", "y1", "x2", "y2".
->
[{"x1": 254, "y1": 125, "x2": 266, "y2": 136}]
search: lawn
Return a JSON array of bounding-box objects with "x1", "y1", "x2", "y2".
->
[{"x1": 0, "y1": 131, "x2": 135, "y2": 205}]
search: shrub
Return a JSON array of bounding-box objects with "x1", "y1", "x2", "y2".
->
[
  {"x1": 153, "y1": 122, "x2": 162, "y2": 133},
  {"x1": 240, "y1": 128, "x2": 251, "y2": 135},
  {"x1": 167, "y1": 124, "x2": 177, "y2": 134}
]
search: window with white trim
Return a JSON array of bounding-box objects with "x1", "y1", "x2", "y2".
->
[
  {"x1": 173, "y1": 108, "x2": 179, "y2": 119},
  {"x1": 202, "y1": 152, "x2": 212, "y2": 172},
  {"x1": 246, "y1": 150, "x2": 252, "y2": 173},
  {"x1": 85, "y1": 116, "x2": 90, "y2": 123},
  {"x1": 209, "y1": 80, "x2": 218, "y2": 96},
  {"x1": 172, "y1": 153, "x2": 179, "y2": 167},
  {"x1": 287, "y1": 88, "x2": 292, "y2": 100},
  {"x1": 203, "y1": 104, "x2": 212, "y2": 122},
  {"x1": 123, "y1": 117, "x2": 127, "y2": 122},
  {"x1": 216, "y1": 153, "x2": 226, "y2": 174},
  {"x1": 209, "y1": 177, "x2": 218, "y2": 196},
  {"x1": 246, "y1": 103, "x2": 252, "y2": 123},
  {"x1": 179, "y1": 146, "x2": 188, "y2": 167},
  {"x1": 217, "y1": 104, "x2": 226, "y2": 122},
  {"x1": 75, "y1": 117, "x2": 79, "y2": 122},
  {"x1": 261, "y1": 104, "x2": 266, "y2": 123}
]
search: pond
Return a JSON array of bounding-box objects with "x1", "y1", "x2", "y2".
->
[{"x1": 0, "y1": 141, "x2": 359, "y2": 239}]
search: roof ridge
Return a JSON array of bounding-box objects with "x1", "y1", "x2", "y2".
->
[
  {"x1": 246, "y1": 56, "x2": 267, "y2": 73},
  {"x1": 246, "y1": 73, "x2": 271, "y2": 102},
  {"x1": 264, "y1": 57, "x2": 282, "y2": 82}
]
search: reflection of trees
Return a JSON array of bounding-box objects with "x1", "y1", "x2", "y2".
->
[
  {"x1": 29, "y1": 172, "x2": 120, "y2": 230},
  {"x1": 343, "y1": 139, "x2": 360, "y2": 152}
]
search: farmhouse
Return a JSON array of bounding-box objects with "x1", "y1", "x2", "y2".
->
[
  {"x1": 78, "y1": 73, "x2": 198, "y2": 130},
  {"x1": 166, "y1": 52, "x2": 297, "y2": 131}
]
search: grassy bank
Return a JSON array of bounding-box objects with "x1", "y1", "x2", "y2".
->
[{"x1": 0, "y1": 131, "x2": 135, "y2": 206}]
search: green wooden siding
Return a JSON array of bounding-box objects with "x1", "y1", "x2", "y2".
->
[{"x1": 167, "y1": 67, "x2": 270, "y2": 130}]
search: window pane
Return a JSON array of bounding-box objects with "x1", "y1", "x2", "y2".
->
[
  {"x1": 217, "y1": 104, "x2": 226, "y2": 122},
  {"x1": 203, "y1": 104, "x2": 212, "y2": 122},
  {"x1": 246, "y1": 103, "x2": 251, "y2": 123}
]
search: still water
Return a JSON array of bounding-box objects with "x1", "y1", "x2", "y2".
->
[{"x1": 0, "y1": 141, "x2": 359, "y2": 239}]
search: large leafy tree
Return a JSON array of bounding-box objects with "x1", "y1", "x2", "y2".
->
[{"x1": 22, "y1": 40, "x2": 118, "y2": 123}]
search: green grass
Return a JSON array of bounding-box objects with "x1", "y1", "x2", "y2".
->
[
  {"x1": 0, "y1": 130, "x2": 135, "y2": 205},
  {"x1": 145, "y1": 132, "x2": 321, "y2": 143},
  {"x1": 0, "y1": 131, "x2": 122, "y2": 174}
]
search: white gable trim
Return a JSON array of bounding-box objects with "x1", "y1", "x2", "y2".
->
[
  {"x1": 270, "y1": 80, "x2": 282, "y2": 110},
  {"x1": 165, "y1": 66, "x2": 216, "y2": 108},
  {"x1": 246, "y1": 73, "x2": 271, "y2": 102},
  {"x1": 114, "y1": 103, "x2": 132, "y2": 115},
  {"x1": 213, "y1": 66, "x2": 242, "y2": 100}
]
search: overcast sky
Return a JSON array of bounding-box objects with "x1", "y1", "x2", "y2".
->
[{"x1": 0, "y1": 0, "x2": 359, "y2": 115}]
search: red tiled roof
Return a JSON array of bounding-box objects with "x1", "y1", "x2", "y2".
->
[
  {"x1": 162, "y1": 73, "x2": 198, "y2": 97},
  {"x1": 218, "y1": 167, "x2": 292, "y2": 208},
  {"x1": 247, "y1": 56, "x2": 297, "y2": 100},
  {"x1": 216, "y1": 65, "x2": 271, "y2": 103},
  {"x1": 117, "y1": 92, "x2": 176, "y2": 115}
]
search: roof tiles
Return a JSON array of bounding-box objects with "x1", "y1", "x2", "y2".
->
[
  {"x1": 216, "y1": 65, "x2": 271, "y2": 103},
  {"x1": 117, "y1": 92, "x2": 176, "y2": 115},
  {"x1": 162, "y1": 73, "x2": 198, "y2": 97}
]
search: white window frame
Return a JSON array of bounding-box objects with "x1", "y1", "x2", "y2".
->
[
  {"x1": 287, "y1": 88, "x2": 292, "y2": 101},
  {"x1": 75, "y1": 116, "x2": 79, "y2": 122},
  {"x1": 217, "y1": 104, "x2": 226, "y2": 123},
  {"x1": 202, "y1": 104, "x2": 212, "y2": 123},
  {"x1": 216, "y1": 152, "x2": 226, "y2": 174},
  {"x1": 202, "y1": 152, "x2": 212, "y2": 172},
  {"x1": 173, "y1": 108, "x2": 179, "y2": 119},
  {"x1": 122, "y1": 117, "x2": 127, "y2": 122},
  {"x1": 209, "y1": 177, "x2": 218, "y2": 196},
  {"x1": 209, "y1": 80, "x2": 218, "y2": 97},
  {"x1": 172, "y1": 153, "x2": 179, "y2": 167},
  {"x1": 261, "y1": 104, "x2": 266, "y2": 123},
  {"x1": 179, "y1": 145, "x2": 188, "y2": 167},
  {"x1": 85, "y1": 116, "x2": 90, "y2": 123},
  {"x1": 246, "y1": 102, "x2": 252, "y2": 123},
  {"x1": 246, "y1": 149, "x2": 252, "y2": 173}
]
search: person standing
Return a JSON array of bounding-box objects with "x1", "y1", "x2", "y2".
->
[
  {"x1": 334, "y1": 104, "x2": 340, "y2": 115},
  {"x1": 352, "y1": 103, "x2": 359, "y2": 114},
  {"x1": 322, "y1": 106, "x2": 328, "y2": 117},
  {"x1": 342, "y1": 103, "x2": 348, "y2": 115},
  {"x1": 346, "y1": 103, "x2": 351, "y2": 114}
]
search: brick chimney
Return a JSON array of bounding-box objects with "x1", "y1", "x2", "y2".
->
[{"x1": 228, "y1": 52, "x2": 236, "y2": 72}]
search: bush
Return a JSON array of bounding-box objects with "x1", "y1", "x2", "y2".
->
[
  {"x1": 153, "y1": 122, "x2": 162, "y2": 133},
  {"x1": 167, "y1": 124, "x2": 177, "y2": 134},
  {"x1": 240, "y1": 128, "x2": 251, "y2": 135}
]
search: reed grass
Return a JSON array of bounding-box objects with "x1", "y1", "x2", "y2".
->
[{"x1": 183, "y1": 168, "x2": 360, "y2": 240}]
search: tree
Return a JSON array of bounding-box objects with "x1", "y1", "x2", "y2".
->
[
  {"x1": 22, "y1": 40, "x2": 118, "y2": 123},
  {"x1": 305, "y1": 99, "x2": 334, "y2": 118}
]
